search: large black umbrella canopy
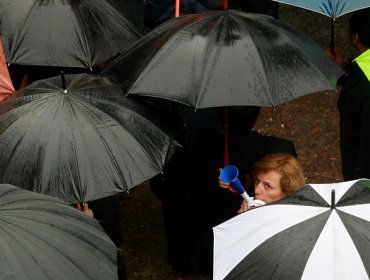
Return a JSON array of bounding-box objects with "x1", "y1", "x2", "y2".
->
[
  {"x1": 213, "y1": 179, "x2": 370, "y2": 280},
  {"x1": 0, "y1": 73, "x2": 178, "y2": 203},
  {"x1": 102, "y1": 10, "x2": 344, "y2": 109},
  {"x1": 0, "y1": 184, "x2": 117, "y2": 280},
  {"x1": 0, "y1": 0, "x2": 142, "y2": 68}
]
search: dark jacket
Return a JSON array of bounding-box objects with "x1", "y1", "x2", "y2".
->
[
  {"x1": 338, "y1": 64, "x2": 370, "y2": 180},
  {"x1": 144, "y1": 0, "x2": 208, "y2": 29}
]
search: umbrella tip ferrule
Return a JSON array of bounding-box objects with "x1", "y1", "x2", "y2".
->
[
  {"x1": 63, "y1": 89, "x2": 68, "y2": 94},
  {"x1": 331, "y1": 189, "x2": 335, "y2": 209}
]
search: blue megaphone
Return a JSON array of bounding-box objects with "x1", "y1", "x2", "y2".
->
[{"x1": 220, "y1": 165, "x2": 265, "y2": 208}]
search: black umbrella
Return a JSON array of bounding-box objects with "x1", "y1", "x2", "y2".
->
[
  {"x1": 0, "y1": 183, "x2": 117, "y2": 280},
  {"x1": 0, "y1": 0, "x2": 142, "y2": 68},
  {"x1": 213, "y1": 179, "x2": 370, "y2": 279},
  {"x1": 102, "y1": 10, "x2": 344, "y2": 108},
  {"x1": 0, "y1": 73, "x2": 178, "y2": 203}
]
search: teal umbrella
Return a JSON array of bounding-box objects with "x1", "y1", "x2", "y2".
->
[
  {"x1": 272, "y1": 0, "x2": 370, "y2": 54},
  {"x1": 272, "y1": 0, "x2": 370, "y2": 18}
]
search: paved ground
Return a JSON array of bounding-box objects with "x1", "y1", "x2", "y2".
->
[{"x1": 117, "y1": 4, "x2": 358, "y2": 280}]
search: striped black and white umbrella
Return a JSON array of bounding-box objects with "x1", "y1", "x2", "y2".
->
[{"x1": 213, "y1": 179, "x2": 370, "y2": 280}]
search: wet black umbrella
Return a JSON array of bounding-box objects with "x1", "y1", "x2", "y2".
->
[
  {"x1": 102, "y1": 10, "x2": 344, "y2": 108},
  {"x1": 214, "y1": 179, "x2": 370, "y2": 280},
  {"x1": 0, "y1": 73, "x2": 178, "y2": 203},
  {"x1": 0, "y1": 183, "x2": 117, "y2": 280},
  {"x1": 0, "y1": 0, "x2": 142, "y2": 68}
]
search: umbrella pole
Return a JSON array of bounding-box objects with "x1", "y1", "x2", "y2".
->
[
  {"x1": 175, "y1": 0, "x2": 180, "y2": 17},
  {"x1": 223, "y1": 0, "x2": 228, "y2": 10},
  {"x1": 330, "y1": 18, "x2": 335, "y2": 59},
  {"x1": 223, "y1": 107, "x2": 229, "y2": 166}
]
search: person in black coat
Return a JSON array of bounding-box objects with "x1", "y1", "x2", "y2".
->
[
  {"x1": 191, "y1": 106, "x2": 298, "y2": 276},
  {"x1": 330, "y1": 8, "x2": 370, "y2": 180},
  {"x1": 229, "y1": 0, "x2": 279, "y2": 18},
  {"x1": 151, "y1": 105, "x2": 299, "y2": 276}
]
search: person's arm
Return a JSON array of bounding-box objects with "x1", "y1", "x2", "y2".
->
[
  {"x1": 237, "y1": 201, "x2": 249, "y2": 214},
  {"x1": 326, "y1": 47, "x2": 346, "y2": 69}
]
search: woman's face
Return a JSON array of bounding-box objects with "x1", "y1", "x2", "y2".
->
[{"x1": 254, "y1": 170, "x2": 287, "y2": 204}]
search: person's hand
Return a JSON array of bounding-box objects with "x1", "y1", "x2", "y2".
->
[
  {"x1": 218, "y1": 168, "x2": 238, "y2": 193},
  {"x1": 237, "y1": 201, "x2": 249, "y2": 214},
  {"x1": 326, "y1": 47, "x2": 346, "y2": 69},
  {"x1": 82, "y1": 202, "x2": 94, "y2": 218},
  {"x1": 74, "y1": 202, "x2": 94, "y2": 218}
]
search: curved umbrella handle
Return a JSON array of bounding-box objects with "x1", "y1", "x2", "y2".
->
[{"x1": 60, "y1": 71, "x2": 67, "y2": 93}]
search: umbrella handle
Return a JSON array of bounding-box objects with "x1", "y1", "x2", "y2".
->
[
  {"x1": 330, "y1": 19, "x2": 335, "y2": 59},
  {"x1": 60, "y1": 71, "x2": 68, "y2": 93},
  {"x1": 331, "y1": 189, "x2": 335, "y2": 209}
]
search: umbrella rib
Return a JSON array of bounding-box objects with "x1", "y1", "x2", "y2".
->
[
  {"x1": 129, "y1": 13, "x2": 219, "y2": 101},
  {"x1": 68, "y1": 4, "x2": 92, "y2": 68},
  {"x1": 0, "y1": 224, "x2": 32, "y2": 278},
  {"x1": 264, "y1": 18, "x2": 336, "y2": 99},
  {"x1": 70, "y1": 96, "x2": 139, "y2": 192},
  {"x1": 195, "y1": 12, "x2": 226, "y2": 108},
  {"x1": 238, "y1": 15, "x2": 273, "y2": 106},
  {"x1": 62, "y1": 97, "x2": 85, "y2": 202}
]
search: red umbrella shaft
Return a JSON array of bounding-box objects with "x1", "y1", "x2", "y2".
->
[
  {"x1": 175, "y1": 0, "x2": 180, "y2": 17},
  {"x1": 223, "y1": 0, "x2": 228, "y2": 10},
  {"x1": 223, "y1": 107, "x2": 229, "y2": 166}
]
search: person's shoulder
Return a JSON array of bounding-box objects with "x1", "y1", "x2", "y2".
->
[
  {"x1": 246, "y1": 131, "x2": 297, "y2": 157},
  {"x1": 351, "y1": 66, "x2": 370, "y2": 96}
]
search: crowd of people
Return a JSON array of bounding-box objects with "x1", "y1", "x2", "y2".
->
[
  {"x1": 145, "y1": 3, "x2": 370, "y2": 279},
  {"x1": 3, "y1": 1, "x2": 370, "y2": 279}
]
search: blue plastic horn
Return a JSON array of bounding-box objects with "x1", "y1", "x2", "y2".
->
[
  {"x1": 220, "y1": 165, "x2": 266, "y2": 208},
  {"x1": 220, "y1": 165, "x2": 252, "y2": 203},
  {"x1": 220, "y1": 165, "x2": 244, "y2": 194}
]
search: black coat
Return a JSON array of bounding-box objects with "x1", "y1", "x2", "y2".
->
[{"x1": 338, "y1": 64, "x2": 370, "y2": 180}]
